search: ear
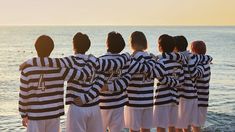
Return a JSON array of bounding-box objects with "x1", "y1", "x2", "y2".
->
[
  {"x1": 174, "y1": 47, "x2": 178, "y2": 52},
  {"x1": 158, "y1": 44, "x2": 162, "y2": 52},
  {"x1": 106, "y1": 40, "x2": 109, "y2": 49}
]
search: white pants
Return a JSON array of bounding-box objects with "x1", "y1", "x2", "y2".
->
[
  {"x1": 124, "y1": 106, "x2": 153, "y2": 131},
  {"x1": 153, "y1": 105, "x2": 178, "y2": 129},
  {"x1": 27, "y1": 118, "x2": 60, "y2": 132},
  {"x1": 198, "y1": 107, "x2": 207, "y2": 126},
  {"x1": 176, "y1": 98, "x2": 199, "y2": 128},
  {"x1": 101, "y1": 107, "x2": 124, "y2": 132},
  {"x1": 66, "y1": 104, "x2": 103, "y2": 132}
]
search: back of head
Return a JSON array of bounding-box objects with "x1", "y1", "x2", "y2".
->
[
  {"x1": 130, "y1": 31, "x2": 147, "y2": 51},
  {"x1": 107, "y1": 31, "x2": 125, "y2": 54},
  {"x1": 191, "y1": 41, "x2": 206, "y2": 55},
  {"x1": 174, "y1": 35, "x2": 188, "y2": 52},
  {"x1": 73, "y1": 32, "x2": 91, "y2": 54},
  {"x1": 158, "y1": 34, "x2": 175, "y2": 53},
  {"x1": 35, "y1": 35, "x2": 54, "y2": 57}
]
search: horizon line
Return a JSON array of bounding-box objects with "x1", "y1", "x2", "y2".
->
[{"x1": 0, "y1": 24, "x2": 235, "y2": 27}]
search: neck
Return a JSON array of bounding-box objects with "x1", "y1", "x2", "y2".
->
[
  {"x1": 75, "y1": 51, "x2": 85, "y2": 55},
  {"x1": 133, "y1": 50, "x2": 143, "y2": 54},
  {"x1": 37, "y1": 54, "x2": 49, "y2": 58}
]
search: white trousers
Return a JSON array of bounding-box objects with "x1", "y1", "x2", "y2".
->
[
  {"x1": 176, "y1": 98, "x2": 199, "y2": 128},
  {"x1": 66, "y1": 104, "x2": 103, "y2": 132},
  {"x1": 124, "y1": 106, "x2": 153, "y2": 131},
  {"x1": 101, "y1": 107, "x2": 124, "y2": 132},
  {"x1": 153, "y1": 105, "x2": 178, "y2": 128},
  {"x1": 27, "y1": 118, "x2": 60, "y2": 132},
  {"x1": 198, "y1": 107, "x2": 207, "y2": 126}
]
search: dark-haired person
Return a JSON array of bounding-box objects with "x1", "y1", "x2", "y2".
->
[
  {"x1": 98, "y1": 31, "x2": 129, "y2": 132},
  {"x1": 174, "y1": 36, "x2": 213, "y2": 132},
  {"x1": 190, "y1": 41, "x2": 212, "y2": 132},
  {"x1": 19, "y1": 32, "x2": 130, "y2": 132},
  {"x1": 19, "y1": 35, "x2": 94, "y2": 132},
  {"x1": 153, "y1": 34, "x2": 185, "y2": 132},
  {"x1": 113, "y1": 31, "x2": 158, "y2": 132}
]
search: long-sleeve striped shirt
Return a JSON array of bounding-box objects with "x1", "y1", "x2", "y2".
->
[
  {"x1": 154, "y1": 52, "x2": 185, "y2": 106},
  {"x1": 179, "y1": 51, "x2": 212, "y2": 99},
  {"x1": 98, "y1": 52, "x2": 130, "y2": 109},
  {"x1": 124, "y1": 51, "x2": 155, "y2": 108},
  {"x1": 164, "y1": 51, "x2": 213, "y2": 100},
  {"x1": 19, "y1": 65, "x2": 91, "y2": 120},
  {"x1": 23, "y1": 54, "x2": 129, "y2": 106},
  {"x1": 187, "y1": 54, "x2": 212, "y2": 107},
  {"x1": 196, "y1": 63, "x2": 211, "y2": 107}
]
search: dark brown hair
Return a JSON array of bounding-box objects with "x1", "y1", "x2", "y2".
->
[
  {"x1": 158, "y1": 34, "x2": 175, "y2": 53},
  {"x1": 107, "y1": 31, "x2": 125, "y2": 53},
  {"x1": 130, "y1": 31, "x2": 147, "y2": 50},
  {"x1": 35, "y1": 35, "x2": 54, "y2": 57},
  {"x1": 73, "y1": 32, "x2": 91, "y2": 54},
  {"x1": 174, "y1": 35, "x2": 188, "y2": 52}
]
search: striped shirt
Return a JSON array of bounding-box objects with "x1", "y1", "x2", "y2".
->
[
  {"x1": 164, "y1": 51, "x2": 213, "y2": 100},
  {"x1": 154, "y1": 52, "x2": 185, "y2": 106},
  {"x1": 196, "y1": 63, "x2": 211, "y2": 107},
  {"x1": 125, "y1": 51, "x2": 155, "y2": 108},
  {"x1": 99, "y1": 52, "x2": 130, "y2": 109},
  {"x1": 19, "y1": 65, "x2": 90, "y2": 120},
  {"x1": 24, "y1": 54, "x2": 129, "y2": 107},
  {"x1": 187, "y1": 54, "x2": 212, "y2": 107}
]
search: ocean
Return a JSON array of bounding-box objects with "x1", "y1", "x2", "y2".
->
[{"x1": 0, "y1": 26, "x2": 234, "y2": 132}]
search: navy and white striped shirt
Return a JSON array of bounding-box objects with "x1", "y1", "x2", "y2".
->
[
  {"x1": 164, "y1": 51, "x2": 213, "y2": 100},
  {"x1": 99, "y1": 52, "x2": 131, "y2": 109},
  {"x1": 124, "y1": 51, "x2": 155, "y2": 108},
  {"x1": 196, "y1": 63, "x2": 211, "y2": 107},
  {"x1": 154, "y1": 52, "x2": 185, "y2": 106},
  {"x1": 187, "y1": 54, "x2": 212, "y2": 107},
  {"x1": 19, "y1": 65, "x2": 91, "y2": 120}
]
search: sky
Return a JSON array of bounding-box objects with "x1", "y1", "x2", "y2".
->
[{"x1": 0, "y1": 0, "x2": 235, "y2": 26}]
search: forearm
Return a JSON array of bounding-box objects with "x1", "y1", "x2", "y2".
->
[
  {"x1": 97, "y1": 52, "x2": 131, "y2": 72},
  {"x1": 150, "y1": 62, "x2": 165, "y2": 79},
  {"x1": 19, "y1": 99, "x2": 28, "y2": 118},
  {"x1": 19, "y1": 84, "x2": 28, "y2": 118},
  {"x1": 191, "y1": 65, "x2": 205, "y2": 79},
  {"x1": 106, "y1": 73, "x2": 132, "y2": 92},
  {"x1": 80, "y1": 75, "x2": 105, "y2": 104},
  {"x1": 64, "y1": 66, "x2": 93, "y2": 82}
]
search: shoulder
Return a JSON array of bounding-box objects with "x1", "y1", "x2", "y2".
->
[
  {"x1": 22, "y1": 66, "x2": 61, "y2": 75},
  {"x1": 99, "y1": 54, "x2": 121, "y2": 59}
]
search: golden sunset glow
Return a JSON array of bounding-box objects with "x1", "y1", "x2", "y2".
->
[{"x1": 0, "y1": 0, "x2": 235, "y2": 26}]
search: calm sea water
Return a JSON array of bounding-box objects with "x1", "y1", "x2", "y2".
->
[{"x1": 0, "y1": 26, "x2": 234, "y2": 132}]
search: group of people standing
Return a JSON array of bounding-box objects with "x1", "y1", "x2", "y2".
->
[{"x1": 19, "y1": 31, "x2": 212, "y2": 132}]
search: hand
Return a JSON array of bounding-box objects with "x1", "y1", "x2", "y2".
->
[
  {"x1": 74, "y1": 96, "x2": 84, "y2": 106},
  {"x1": 19, "y1": 62, "x2": 28, "y2": 71},
  {"x1": 22, "y1": 117, "x2": 28, "y2": 127},
  {"x1": 101, "y1": 84, "x2": 109, "y2": 92}
]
